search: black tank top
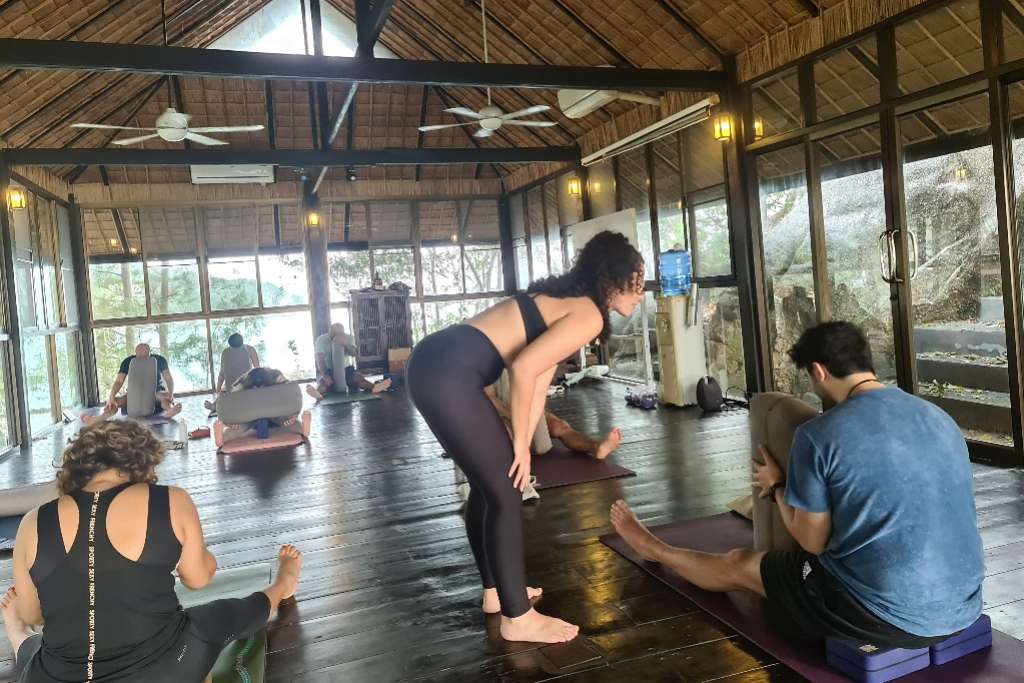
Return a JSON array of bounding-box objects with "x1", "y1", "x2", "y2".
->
[
  {"x1": 514, "y1": 294, "x2": 548, "y2": 344},
  {"x1": 30, "y1": 483, "x2": 188, "y2": 681}
]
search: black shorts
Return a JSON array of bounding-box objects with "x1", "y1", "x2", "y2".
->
[
  {"x1": 760, "y1": 551, "x2": 952, "y2": 649},
  {"x1": 16, "y1": 592, "x2": 270, "y2": 682}
]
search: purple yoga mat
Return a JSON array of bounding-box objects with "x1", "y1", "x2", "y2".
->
[
  {"x1": 532, "y1": 441, "x2": 634, "y2": 490},
  {"x1": 600, "y1": 513, "x2": 1024, "y2": 682}
]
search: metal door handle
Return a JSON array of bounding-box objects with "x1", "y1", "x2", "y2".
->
[
  {"x1": 907, "y1": 229, "x2": 919, "y2": 280},
  {"x1": 879, "y1": 231, "x2": 895, "y2": 284}
]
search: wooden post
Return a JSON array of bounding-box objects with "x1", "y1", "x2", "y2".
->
[
  {"x1": 0, "y1": 155, "x2": 30, "y2": 445},
  {"x1": 302, "y1": 180, "x2": 331, "y2": 339}
]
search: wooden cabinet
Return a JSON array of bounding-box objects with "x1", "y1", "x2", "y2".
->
[{"x1": 350, "y1": 290, "x2": 412, "y2": 372}]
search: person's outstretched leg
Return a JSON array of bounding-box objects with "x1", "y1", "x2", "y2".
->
[
  {"x1": 349, "y1": 367, "x2": 391, "y2": 394},
  {"x1": 263, "y1": 544, "x2": 302, "y2": 613},
  {"x1": 547, "y1": 415, "x2": 621, "y2": 460},
  {"x1": 1, "y1": 588, "x2": 34, "y2": 658},
  {"x1": 610, "y1": 500, "x2": 766, "y2": 596}
]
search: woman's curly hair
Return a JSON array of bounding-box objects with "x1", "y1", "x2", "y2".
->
[
  {"x1": 527, "y1": 230, "x2": 644, "y2": 340},
  {"x1": 57, "y1": 420, "x2": 165, "y2": 495}
]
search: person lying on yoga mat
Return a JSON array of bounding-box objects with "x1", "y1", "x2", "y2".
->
[
  {"x1": 1, "y1": 420, "x2": 303, "y2": 683},
  {"x1": 85, "y1": 343, "x2": 183, "y2": 423},
  {"x1": 610, "y1": 321, "x2": 984, "y2": 650},
  {"x1": 484, "y1": 373, "x2": 621, "y2": 460},
  {"x1": 213, "y1": 367, "x2": 312, "y2": 444},
  {"x1": 407, "y1": 231, "x2": 645, "y2": 644},
  {"x1": 306, "y1": 323, "x2": 390, "y2": 400},
  {"x1": 204, "y1": 333, "x2": 260, "y2": 411}
]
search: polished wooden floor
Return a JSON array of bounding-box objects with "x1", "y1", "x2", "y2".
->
[{"x1": 0, "y1": 383, "x2": 1021, "y2": 682}]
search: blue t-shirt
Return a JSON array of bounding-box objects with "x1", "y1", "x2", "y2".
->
[{"x1": 785, "y1": 387, "x2": 984, "y2": 637}]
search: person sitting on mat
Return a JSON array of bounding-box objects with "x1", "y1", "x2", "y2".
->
[
  {"x1": 406, "y1": 231, "x2": 645, "y2": 644},
  {"x1": 1, "y1": 419, "x2": 303, "y2": 683},
  {"x1": 204, "y1": 333, "x2": 260, "y2": 411},
  {"x1": 85, "y1": 343, "x2": 182, "y2": 423},
  {"x1": 484, "y1": 373, "x2": 621, "y2": 460},
  {"x1": 609, "y1": 321, "x2": 984, "y2": 650},
  {"x1": 214, "y1": 367, "x2": 312, "y2": 445},
  {"x1": 306, "y1": 323, "x2": 390, "y2": 400}
]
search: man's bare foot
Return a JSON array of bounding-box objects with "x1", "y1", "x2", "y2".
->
[
  {"x1": 213, "y1": 421, "x2": 225, "y2": 448},
  {"x1": 499, "y1": 608, "x2": 578, "y2": 643},
  {"x1": 80, "y1": 413, "x2": 96, "y2": 425},
  {"x1": 203, "y1": 399, "x2": 217, "y2": 412},
  {"x1": 594, "y1": 427, "x2": 622, "y2": 460},
  {"x1": 1, "y1": 588, "x2": 34, "y2": 654},
  {"x1": 305, "y1": 385, "x2": 324, "y2": 401},
  {"x1": 371, "y1": 378, "x2": 392, "y2": 394},
  {"x1": 301, "y1": 411, "x2": 312, "y2": 438},
  {"x1": 264, "y1": 544, "x2": 303, "y2": 611},
  {"x1": 164, "y1": 403, "x2": 183, "y2": 419},
  {"x1": 610, "y1": 500, "x2": 665, "y2": 563},
  {"x1": 482, "y1": 586, "x2": 543, "y2": 614}
]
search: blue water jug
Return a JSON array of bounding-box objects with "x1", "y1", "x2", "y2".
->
[{"x1": 659, "y1": 249, "x2": 691, "y2": 296}]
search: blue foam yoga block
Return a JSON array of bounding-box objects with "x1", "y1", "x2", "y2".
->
[
  {"x1": 826, "y1": 638, "x2": 930, "y2": 683},
  {"x1": 930, "y1": 614, "x2": 992, "y2": 665}
]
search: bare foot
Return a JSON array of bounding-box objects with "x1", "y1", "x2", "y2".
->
[
  {"x1": 500, "y1": 607, "x2": 578, "y2": 643},
  {"x1": 371, "y1": 378, "x2": 392, "y2": 394},
  {"x1": 80, "y1": 413, "x2": 95, "y2": 425},
  {"x1": 164, "y1": 403, "x2": 183, "y2": 419},
  {"x1": 482, "y1": 586, "x2": 543, "y2": 614},
  {"x1": 271, "y1": 544, "x2": 303, "y2": 602},
  {"x1": 610, "y1": 500, "x2": 665, "y2": 563},
  {"x1": 213, "y1": 421, "x2": 225, "y2": 448},
  {"x1": 594, "y1": 427, "x2": 622, "y2": 460},
  {"x1": 203, "y1": 399, "x2": 217, "y2": 412},
  {"x1": 301, "y1": 411, "x2": 312, "y2": 438},
  {"x1": 1, "y1": 588, "x2": 33, "y2": 654},
  {"x1": 305, "y1": 385, "x2": 324, "y2": 401}
]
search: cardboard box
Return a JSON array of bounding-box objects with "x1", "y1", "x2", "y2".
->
[{"x1": 388, "y1": 347, "x2": 411, "y2": 376}]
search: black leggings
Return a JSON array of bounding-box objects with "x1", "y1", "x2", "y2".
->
[
  {"x1": 16, "y1": 592, "x2": 270, "y2": 683},
  {"x1": 408, "y1": 325, "x2": 529, "y2": 618}
]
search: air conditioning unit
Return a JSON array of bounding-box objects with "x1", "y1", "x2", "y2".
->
[
  {"x1": 558, "y1": 89, "x2": 662, "y2": 119},
  {"x1": 581, "y1": 96, "x2": 717, "y2": 166},
  {"x1": 190, "y1": 164, "x2": 275, "y2": 185}
]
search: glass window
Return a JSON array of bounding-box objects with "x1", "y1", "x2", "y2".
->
[
  {"x1": 139, "y1": 208, "x2": 201, "y2": 316},
  {"x1": 588, "y1": 158, "x2": 617, "y2": 217},
  {"x1": 909, "y1": 92, "x2": 1011, "y2": 446},
  {"x1": 895, "y1": 0, "x2": 983, "y2": 95},
  {"x1": 209, "y1": 256, "x2": 259, "y2": 310},
  {"x1": 701, "y1": 287, "x2": 747, "y2": 395},
  {"x1": 410, "y1": 302, "x2": 425, "y2": 344},
  {"x1": 259, "y1": 250, "x2": 308, "y2": 307},
  {"x1": 510, "y1": 193, "x2": 529, "y2": 290},
  {"x1": 618, "y1": 148, "x2": 655, "y2": 272},
  {"x1": 204, "y1": 206, "x2": 259, "y2": 311},
  {"x1": 544, "y1": 182, "x2": 563, "y2": 275},
  {"x1": 557, "y1": 173, "x2": 583, "y2": 229},
  {"x1": 683, "y1": 118, "x2": 726, "y2": 194},
  {"x1": 33, "y1": 196, "x2": 60, "y2": 329},
  {"x1": 94, "y1": 321, "x2": 211, "y2": 394},
  {"x1": 55, "y1": 332, "x2": 82, "y2": 411},
  {"x1": 328, "y1": 249, "x2": 371, "y2": 303},
  {"x1": 11, "y1": 199, "x2": 40, "y2": 328},
  {"x1": 57, "y1": 204, "x2": 78, "y2": 326},
  {"x1": 1004, "y1": 7, "x2": 1024, "y2": 63},
  {"x1": 751, "y1": 68, "x2": 803, "y2": 138},
  {"x1": 461, "y1": 199, "x2": 503, "y2": 294},
  {"x1": 212, "y1": 312, "x2": 314, "y2": 380},
  {"x1": 423, "y1": 300, "x2": 467, "y2": 336},
  {"x1": 371, "y1": 248, "x2": 415, "y2": 289},
  {"x1": 22, "y1": 334, "x2": 54, "y2": 434},
  {"x1": 526, "y1": 187, "x2": 548, "y2": 281},
  {"x1": 0, "y1": 344, "x2": 11, "y2": 448},
  {"x1": 814, "y1": 38, "x2": 880, "y2": 121},
  {"x1": 653, "y1": 134, "x2": 686, "y2": 257},
  {"x1": 756, "y1": 145, "x2": 815, "y2": 400},
  {"x1": 693, "y1": 197, "x2": 731, "y2": 278},
  {"x1": 89, "y1": 261, "x2": 147, "y2": 320},
  {"x1": 419, "y1": 201, "x2": 464, "y2": 296},
  {"x1": 817, "y1": 124, "x2": 896, "y2": 385}
]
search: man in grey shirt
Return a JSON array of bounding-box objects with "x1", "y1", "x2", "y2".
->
[{"x1": 306, "y1": 323, "x2": 391, "y2": 400}]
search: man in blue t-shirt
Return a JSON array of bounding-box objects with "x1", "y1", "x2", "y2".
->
[{"x1": 610, "y1": 321, "x2": 984, "y2": 647}]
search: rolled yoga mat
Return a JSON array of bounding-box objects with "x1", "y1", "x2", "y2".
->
[
  {"x1": 531, "y1": 440, "x2": 634, "y2": 490},
  {"x1": 175, "y1": 564, "x2": 272, "y2": 683},
  {"x1": 0, "y1": 482, "x2": 59, "y2": 551},
  {"x1": 317, "y1": 391, "x2": 380, "y2": 405},
  {"x1": 126, "y1": 356, "x2": 159, "y2": 418},
  {"x1": 600, "y1": 513, "x2": 1024, "y2": 682}
]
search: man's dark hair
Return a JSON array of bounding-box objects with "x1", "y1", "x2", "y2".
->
[
  {"x1": 228, "y1": 333, "x2": 243, "y2": 348},
  {"x1": 788, "y1": 321, "x2": 875, "y2": 378}
]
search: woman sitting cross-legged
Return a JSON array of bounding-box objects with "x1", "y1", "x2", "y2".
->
[{"x1": 1, "y1": 420, "x2": 303, "y2": 683}]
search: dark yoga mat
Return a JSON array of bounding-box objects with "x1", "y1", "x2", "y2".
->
[
  {"x1": 0, "y1": 515, "x2": 21, "y2": 551},
  {"x1": 318, "y1": 391, "x2": 381, "y2": 406},
  {"x1": 532, "y1": 441, "x2": 634, "y2": 490},
  {"x1": 601, "y1": 513, "x2": 1024, "y2": 682}
]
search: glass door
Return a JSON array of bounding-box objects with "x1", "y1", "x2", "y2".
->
[{"x1": 897, "y1": 92, "x2": 1014, "y2": 447}]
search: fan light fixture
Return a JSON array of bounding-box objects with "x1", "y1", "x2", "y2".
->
[
  {"x1": 713, "y1": 114, "x2": 733, "y2": 141},
  {"x1": 6, "y1": 188, "x2": 26, "y2": 210},
  {"x1": 752, "y1": 116, "x2": 765, "y2": 141},
  {"x1": 567, "y1": 177, "x2": 582, "y2": 196}
]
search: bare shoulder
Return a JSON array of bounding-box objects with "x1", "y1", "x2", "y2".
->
[
  {"x1": 167, "y1": 486, "x2": 198, "y2": 513},
  {"x1": 18, "y1": 506, "x2": 39, "y2": 535}
]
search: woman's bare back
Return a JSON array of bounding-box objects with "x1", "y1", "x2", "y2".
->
[{"x1": 467, "y1": 295, "x2": 600, "y2": 367}]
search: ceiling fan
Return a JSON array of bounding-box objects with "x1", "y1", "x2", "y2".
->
[
  {"x1": 70, "y1": 108, "x2": 265, "y2": 146},
  {"x1": 418, "y1": 0, "x2": 556, "y2": 139}
]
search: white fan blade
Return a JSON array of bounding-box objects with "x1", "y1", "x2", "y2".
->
[
  {"x1": 502, "y1": 120, "x2": 558, "y2": 127},
  {"x1": 71, "y1": 123, "x2": 154, "y2": 131},
  {"x1": 185, "y1": 132, "x2": 229, "y2": 146},
  {"x1": 418, "y1": 122, "x2": 476, "y2": 132},
  {"x1": 501, "y1": 105, "x2": 551, "y2": 119},
  {"x1": 188, "y1": 125, "x2": 265, "y2": 133},
  {"x1": 112, "y1": 134, "x2": 161, "y2": 145},
  {"x1": 443, "y1": 107, "x2": 486, "y2": 119},
  {"x1": 473, "y1": 128, "x2": 495, "y2": 138}
]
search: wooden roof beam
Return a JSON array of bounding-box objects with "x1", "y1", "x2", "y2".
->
[
  {"x1": 549, "y1": 0, "x2": 634, "y2": 67},
  {"x1": 0, "y1": 39, "x2": 725, "y2": 91},
  {"x1": 356, "y1": 0, "x2": 397, "y2": 58},
  {"x1": 797, "y1": 0, "x2": 821, "y2": 17},
  {"x1": 654, "y1": 0, "x2": 725, "y2": 65}
]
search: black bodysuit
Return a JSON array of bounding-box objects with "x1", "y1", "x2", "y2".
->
[{"x1": 407, "y1": 294, "x2": 548, "y2": 618}]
